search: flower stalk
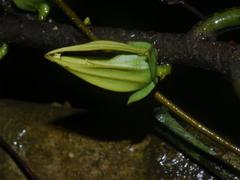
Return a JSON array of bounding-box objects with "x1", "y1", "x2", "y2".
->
[{"x1": 154, "y1": 91, "x2": 240, "y2": 156}]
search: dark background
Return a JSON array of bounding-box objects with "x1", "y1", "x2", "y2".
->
[{"x1": 0, "y1": 0, "x2": 239, "y2": 143}]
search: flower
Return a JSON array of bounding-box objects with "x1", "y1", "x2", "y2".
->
[{"x1": 45, "y1": 40, "x2": 171, "y2": 104}]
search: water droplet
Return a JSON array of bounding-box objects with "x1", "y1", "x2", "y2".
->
[
  {"x1": 128, "y1": 146, "x2": 135, "y2": 152},
  {"x1": 13, "y1": 141, "x2": 17, "y2": 145},
  {"x1": 130, "y1": 34, "x2": 136, "y2": 38},
  {"x1": 53, "y1": 26, "x2": 58, "y2": 31},
  {"x1": 68, "y1": 152, "x2": 74, "y2": 158}
]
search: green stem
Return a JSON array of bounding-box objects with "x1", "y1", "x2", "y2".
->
[
  {"x1": 154, "y1": 91, "x2": 240, "y2": 156},
  {"x1": 192, "y1": 7, "x2": 240, "y2": 38},
  {"x1": 54, "y1": 0, "x2": 98, "y2": 41}
]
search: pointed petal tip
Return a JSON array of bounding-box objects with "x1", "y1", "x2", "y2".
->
[{"x1": 126, "y1": 82, "x2": 155, "y2": 104}]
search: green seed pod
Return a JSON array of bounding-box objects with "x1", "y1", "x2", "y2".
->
[{"x1": 45, "y1": 40, "x2": 171, "y2": 104}]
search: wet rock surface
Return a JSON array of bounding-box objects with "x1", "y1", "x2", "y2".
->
[{"x1": 0, "y1": 99, "x2": 215, "y2": 179}]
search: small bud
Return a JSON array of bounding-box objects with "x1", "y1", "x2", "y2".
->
[{"x1": 84, "y1": 17, "x2": 91, "y2": 25}]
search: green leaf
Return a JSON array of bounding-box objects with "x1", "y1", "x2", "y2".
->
[{"x1": 155, "y1": 107, "x2": 216, "y2": 156}]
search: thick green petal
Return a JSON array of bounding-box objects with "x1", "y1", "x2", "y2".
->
[
  {"x1": 71, "y1": 70, "x2": 146, "y2": 92},
  {"x1": 47, "y1": 54, "x2": 151, "y2": 92},
  {"x1": 48, "y1": 54, "x2": 149, "y2": 70},
  {"x1": 46, "y1": 40, "x2": 148, "y2": 56},
  {"x1": 127, "y1": 41, "x2": 152, "y2": 49},
  {"x1": 127, "y1": 81, "x2": 155, "y2": 104}
]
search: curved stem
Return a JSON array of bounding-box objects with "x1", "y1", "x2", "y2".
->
[
  {"x1": 191, "y1": 7, "x2": 240, "y2": 38},
  {"x1": 154, "y1": 91, "x2": 240, "y2": 156},
  {"x1": 0, "y1": 135, "x2": 38, "y2": 180},
  {"x1": 54, "y1": 0, "x2": 98, "y2": 41}
]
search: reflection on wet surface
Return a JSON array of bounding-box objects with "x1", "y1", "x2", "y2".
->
[
  {"x1": 156, "y1": 151, "x2": 214, "y2": 179},
  {"x1": 12, "y1": 128, "x2": 27, "y2": 150}
]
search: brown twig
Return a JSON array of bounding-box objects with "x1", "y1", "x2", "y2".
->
[
  {"x1": 0, "y1": 16, "x2": 238, "y2": 78},
  {"x1": 54, "y1": 0, "x2": 98, "y2": 41}
]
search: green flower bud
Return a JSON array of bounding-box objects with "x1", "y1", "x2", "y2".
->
[{"x1": 45, "y1": 40, "x2": 171, "y2": 104}]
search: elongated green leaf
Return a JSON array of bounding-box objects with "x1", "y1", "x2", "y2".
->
[{"x1": 155, "y1": 107, "x2": 216, "y2": 156}]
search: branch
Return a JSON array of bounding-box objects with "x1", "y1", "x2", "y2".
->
[{"x1": 0, "y1": 15, "x2": 239, "y2": 78}]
